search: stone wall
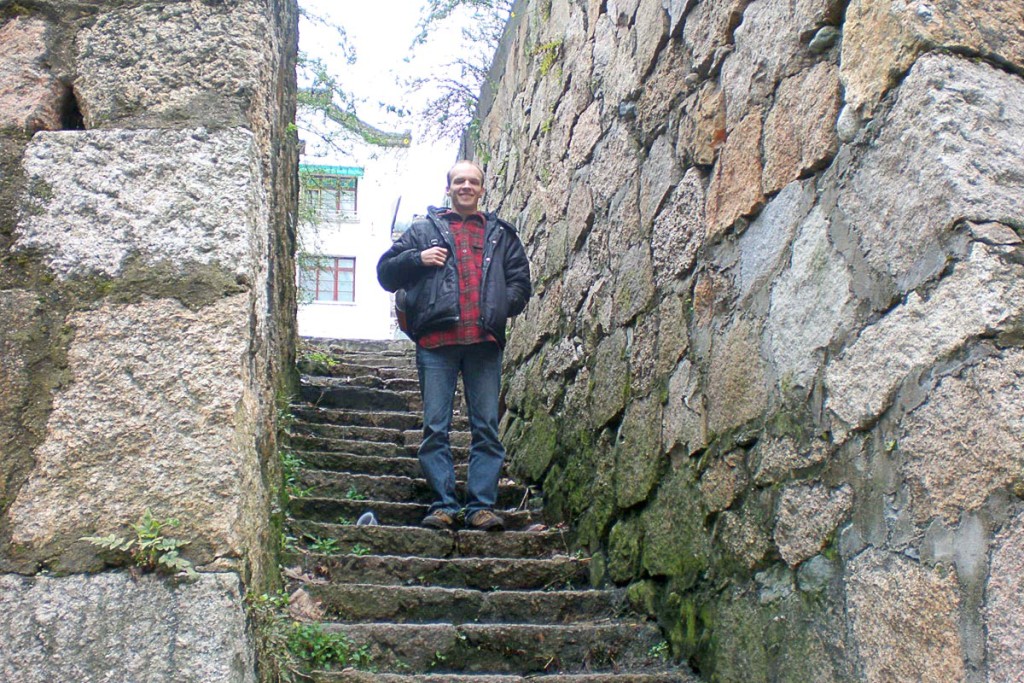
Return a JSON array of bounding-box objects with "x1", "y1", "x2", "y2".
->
[
  {"x1": 477, "y1": 0, "x2": 1024, "y2": 680},
  {"x1": 0, "y1": 0, "x2": 298, "y2": 680}
]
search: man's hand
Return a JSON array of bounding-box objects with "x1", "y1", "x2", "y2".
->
[{"x1": 420, "y1": 246, "x2": 448, "y2": 267}]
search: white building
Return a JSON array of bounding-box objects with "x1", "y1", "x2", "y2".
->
[
  {"x1": 295, "y1": 108, "x2": 461, "y2": 340},
  {"x1": 296, "y1": 149, "x2": 404, "y2": 340}
]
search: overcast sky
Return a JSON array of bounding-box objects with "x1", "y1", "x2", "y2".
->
[{"x1": 298, "y1": 1, "x2": 471, "y2": 216}]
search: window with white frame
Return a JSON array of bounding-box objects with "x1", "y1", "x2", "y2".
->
[
  {"x1": 302, "y1": 174, "x2": 358, "y2": 222},
  {"x1": 300, "y1": 256, "x2": 355, "y2": 303}
]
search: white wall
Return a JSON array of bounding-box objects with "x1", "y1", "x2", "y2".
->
[{"x1": 296, "y1": 146, "x2": 403, "y2": 340}]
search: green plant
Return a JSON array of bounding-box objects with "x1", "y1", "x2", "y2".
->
[
  {"x1": 281, "y1": 450, "x2": 313, "y2": 499},
  {"x1": 351, "y1": 544, "x2": 371, "y2": 556},
  {"x1": 429, "y1": 650, "x2": 448, "y2": 668},
  {"x1": 287, "y1": 622, "x2": 372, "y2": 670},
  {"x1": 337, "y1": 515, "x2": 354, "y2": 526},
  {"x1": 307, "y1": 535, "x2": 340, "y2": 554},
  {"x1": 532, "y1": 39, "x2": 563, "y2": 77},
  {"x1": 248, "y1": 593, "x2": 372, "y2": 679},
  {"x1": 276, "y1": 390, "x2": 296, "y2": 431},
  {"x1": 345, "y1": 485, "x2": 368, "y2": 501},
  {"x1": 81, "y1": 509, "x2": 197, "y2": 579},
  {"x1": 301, "y1": 350, "x2": 339, "y2": 368},
  {"x1": 281, "y1": 530, "x2": 298, "y2": 553},
  {"x1": 648, "y1": 640, "x2": 670, "y2": 659}
]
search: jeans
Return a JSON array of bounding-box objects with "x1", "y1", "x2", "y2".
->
[{"x1": 415, "y1": 342, "x2": 505, "y2": 515}]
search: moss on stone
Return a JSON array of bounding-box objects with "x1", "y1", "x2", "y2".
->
[
  {"x1": 614, "y1": 394, "x2": 665, "y2": 509},
  {"x1": 508, "y1": 410, "x2": 559, "y2": 483},
  {"x1": 607, "y1": 516, "x2": 644, "y2": 583},
  {"x1": 543, "y1": 428, "x2": 617, "y2": 548},
  {"x1": 703, "y1": 589, "x2": 842, "y2": 683},
  {"x1": 626, "y1": 579, "x2": 660, "y2": 618},
  {"x1": 639, "y1": 462, "x2": 710, "y2": 587}
]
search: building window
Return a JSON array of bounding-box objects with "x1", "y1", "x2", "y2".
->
[
  {"x1": 300, "y1": 256, "x2": 355, "y2": 303},
  {"x1": 302, "y1": 174, "x2": 358, "y2": 222}
]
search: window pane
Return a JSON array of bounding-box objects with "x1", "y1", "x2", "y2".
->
[{"x1": 299, "y1": 265, "x2": 317, "y2": 299}]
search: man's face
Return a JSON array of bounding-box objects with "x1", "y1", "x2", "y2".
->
[{"x1": 446, "y1": 163, "x2": 485, "y2": 214}]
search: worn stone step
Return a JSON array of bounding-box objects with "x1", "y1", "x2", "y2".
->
[
  {"x1": 291, "y1": 420, "x2": 472, "y2": 448},
  {"x1": 290, "y1": 405, "x2": 430, "y2": 431},
  {"x1": 316, "y1": 672, "x2": 697, "y2": 682},
  {"x1": 316, "y1": 622, "x2": 668, "y2": 674},
  {"x1": 288, "y1": 497, "x2": 537, "y2": 528},
  {"x1": 288, "y1": 521, "x2": 566, "y2": 559},
  {"x1": 299, "y1": 383, "x2": 422, "y2": 412},
  {"x1": 317, "y1": 374, "x2": 420, "y2": 392},
  {"x1": 299, "y1": 360, "x2": 419, "y2": 381},
  {"x1": 293, "y1": 470, "x2": 528, "y2": 509},
  {"x1": 304, "y1": 583, "x2": 627, "y2": 624},
  {"x1": 290, "y1": 405, "x2": 471, "y2": 432},
  {"x1": 303, "y1": 337, "x2": 415, "y2": 354},
  {"x1": 291, "y1": 421, "x2": 406, "y2": 445},
  {"x1": 287, "y1": 553, "x2": 589, "y2": 590},
  {"x1": 289, "y1": 434, "x2": 470, "y2": 460},
  {"x1": 295, "y1": 451, "x2": 466, "y2": 479}
]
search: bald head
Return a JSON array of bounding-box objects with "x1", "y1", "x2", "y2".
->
[
  {"x1": 446, "y1": 160, "x2": 486, "y2": 216},
  {"x1": 446, "y1": 160, "x2": 485, "y2": 188}
]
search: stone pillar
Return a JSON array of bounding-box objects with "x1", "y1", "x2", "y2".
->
[{"x1": 0, "y1": 1, "x2": 298, "y2": 681}]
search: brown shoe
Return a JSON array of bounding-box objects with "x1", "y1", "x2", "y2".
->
[
  {"x1": 422, "y1": 509, "x2": 456, "y2": 530},
  {"x1": 466, "y1": 509, "x2": 505, "y2": 531}
]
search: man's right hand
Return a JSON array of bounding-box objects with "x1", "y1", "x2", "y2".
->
[{"x1": 420, "y1": 247, "x2": 448, "y2": 267}]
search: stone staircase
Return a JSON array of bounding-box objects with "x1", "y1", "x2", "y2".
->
[{"x1": 284, "y1": 339, "x2": 697, "y2": 682}]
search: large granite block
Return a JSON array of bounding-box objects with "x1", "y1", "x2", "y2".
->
[
  {"x1": 0, "y1": 572, "x2": 255, "y2": 683},
  {"x1": 4, "y1": 295, "x2": 259, "y2": 571},
  {"x1": 15, "y1": 127, "x2": 266, "y2": 295},
  {"x1": 75, "y1": 1, "x2": 272, "y2": 129}
]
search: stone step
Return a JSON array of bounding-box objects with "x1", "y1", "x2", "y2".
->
[
  {"x1": 289, "y1": 434, "x2": 469, "y2": 460},
  {"x1": 289, "y1": 421, "x2": 407, "y2": 446},
  {"x1": 293, "y1": 470, "x2": 529, "y2": 509},
  {"x1": 290, "y1": 420, "x2": 472, "y2": 448},
  {"x1": 298, "y1": 360, "x2": 420, "y2": 381},
  {"x1": 299, "y1": 383, "x2": 422, "y2": 413},
  {"x1": 316, "y1": 622, "x2": 669, "y2": 674},
  {"x1": 290, "y1": 405, "x2": 431, "y2": 431},
  {"x1": 316, "y1": 672, "x2": 696, "y2": 682},
  {"x1": 316, "y1": 374, "x2": 420, "y2": 392},
  {"x1": 288, "y1": 521, "x2": 566, "y2": 559},
  {"x1": 287, "y1": 552, "x2": 589, "y2": 590},
  {"x1": 304, "y1": 583, "x2": 627, "y2": 624},
  {"x1": 296, "y1": 451, "x2": 464, "y2": 480},
  {"x1": 288, "y1": 497, "x2": 537, "y2": 528},
  {"x1": 302, "y1": 337, "x2": 415, "y2": 355},
  {"x1": 301, "y1": 339, "x2": 418, "y2": 365}
]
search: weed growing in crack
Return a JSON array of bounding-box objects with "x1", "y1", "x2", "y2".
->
[
  {"x1": 281, "y1": 450, "x2": 313, "y2": 499},
  {"x1": 287, "y1": 623, "x2": 372, "y2": 670},
  {"x1": 345, "y1": 485, "x2": 368, "y2": 501},
  {"x1": 81, "y1": 509, "x2": 197, "y2": 579},
  {"x1": 648, "y1": 640, "x2": 670, "y2": 660},
  {"x1": 306, "y1": 535, "x2": 340, "y2": 554},
  {"x1": 248, "y1": 593, "x2": 373, "y2": 678}
]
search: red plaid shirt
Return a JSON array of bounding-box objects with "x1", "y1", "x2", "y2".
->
[{"x1": 418, "y1": 211, "x2": 498, "y2": 349}]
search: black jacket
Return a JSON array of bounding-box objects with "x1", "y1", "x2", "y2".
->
[{"x1": 377, "y1": 206, "x2": 531, "y2": 348}]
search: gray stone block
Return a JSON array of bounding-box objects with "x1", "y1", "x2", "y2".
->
[{"x1": 0, "y1": 572, "x2": 255, "y2": 683}]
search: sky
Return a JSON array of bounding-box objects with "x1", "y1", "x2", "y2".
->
[{"x1": 297, "y1": 0, "x2": 473, "y2": 219}]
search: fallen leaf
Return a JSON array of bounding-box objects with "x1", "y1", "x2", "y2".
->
[{"x1": 288, "y1": 588, "x2": 325, "y2": 622}]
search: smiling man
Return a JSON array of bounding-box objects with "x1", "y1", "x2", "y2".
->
[{"x1": 377, "y1": 160, "x2": 532, "y2": 531}]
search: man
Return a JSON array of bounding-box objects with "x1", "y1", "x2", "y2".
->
[{"x1": 377, "y1": 160, "x2": 531, "y2": 531}]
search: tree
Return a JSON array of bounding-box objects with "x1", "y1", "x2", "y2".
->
[
  {"x1": 406, "y1": 0, "x2": 513, "y2": 141},
  {"x1": 296, "y1": 5, "x2": 410, "y2": 153}
]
